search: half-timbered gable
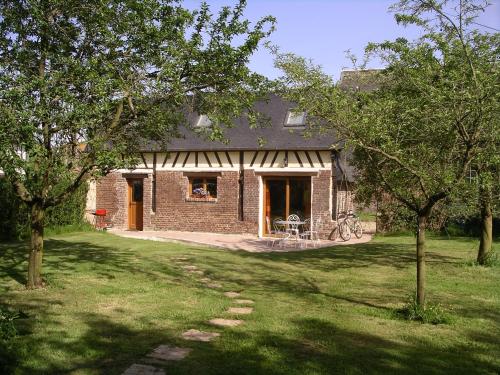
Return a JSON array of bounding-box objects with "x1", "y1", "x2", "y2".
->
[{"x1": 95, "y1": 94, "x2": 350, "y2": 239}]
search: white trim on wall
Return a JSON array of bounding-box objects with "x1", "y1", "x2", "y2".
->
[{"x1": 258, "y1": 176, "x2": 263, "y2": 238}]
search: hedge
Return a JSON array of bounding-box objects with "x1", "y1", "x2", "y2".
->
[{"x1": 0, "y1": 178, "x2": 88, "y2": 240}]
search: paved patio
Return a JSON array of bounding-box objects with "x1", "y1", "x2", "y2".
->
[{"x1": 108, "y1": 228, "x2": 372, "y2": 252}]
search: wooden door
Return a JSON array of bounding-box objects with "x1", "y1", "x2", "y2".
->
[
  {"x1": 128, "y1": 179, "x2": 143, "y2": 230},
  {"x1": 264, "y1": 182, "x2": 271, "y2": 234}
]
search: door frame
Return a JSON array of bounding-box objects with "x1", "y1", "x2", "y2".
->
[
  {"x1": 127, "y1": 178, "x2": 144, "y2": 231},
  {"x1": 262, "y1": 176, "x2": 311, "y2": 235}
]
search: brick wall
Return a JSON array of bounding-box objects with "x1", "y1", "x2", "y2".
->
[
  {"x1": 242, "y1": 169, "x2": 259, "y2": 232},
  {"x1": 95, "y1": 173, "x2": 128, "y2": 229},
  {"x1": 151, "y1": 171, "x2": 255, "y2": 234},
  {"x1": 96, "y1": 168, "x2": 336, "y2": 238},
  {"x1": 312, "y1": 169, "x2": 336, "y2": 239}
]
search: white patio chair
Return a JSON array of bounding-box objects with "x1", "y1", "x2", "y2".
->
[
  {"x1": 286, "y1": 214, "x2": 301, "y2": 245},
  {"x1": 273, "y1": 217, "x2": 286, "y2": 234},
  {"x1": 306, "y1": 217, "x2": 322, "y2": 247},
  {"x1": 298, "y1": 218, "x2": 312, "y2": 248},
  {"x1": 266, "y1": 216, "x2": 288, "y2": 248}
]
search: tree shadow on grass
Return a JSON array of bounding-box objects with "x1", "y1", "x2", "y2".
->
[
  {"x1": 0, "y1": 237, "x2": 186, "y2": 289},
  {"x1": 1, "y1": 234, "x2": 498, "y2": 374},
  {"x1": 14, "y1": 312, "x2": 499, "y2": 375},
  {"x1": 0, "y1": 241, "x2": 29, "y2": 287}
]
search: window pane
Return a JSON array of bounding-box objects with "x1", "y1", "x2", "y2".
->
[
  {"x1": 268, "y1": 180, "x2": 286, "y2": 222},
  {"x1": 206, "y1": 178, "x2": 217, "y2": 197},
  {"x1": 196, "y1": 115, "x2": 212, "y2": 127},
  {"x1": 285, "y1": 110, "x2": 306, "y2": 126},
  {"x1": 133, "y1": 181, "x2": 143, "y2": 202},
  {"x1": 191, "y1": 178, "x2": 207, "y2": 197}
]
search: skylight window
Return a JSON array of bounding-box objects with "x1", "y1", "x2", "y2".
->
[
  {"x1": 284, "y1": 109, "x2": 306, "y2": 127},
  {"x1": 196, "y1": 114, "x2": 212, "y2": 128}
]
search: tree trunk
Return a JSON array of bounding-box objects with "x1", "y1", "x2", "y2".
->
[
  {"x1": 416, "y1": 214, "x2": 427, "y2": 306},
  {"x1": 27, "y1": 202, "x2": 45, "y2": 289},
  {"x1": 477, "y1": 193, "x2": 493, "y2": 265}
]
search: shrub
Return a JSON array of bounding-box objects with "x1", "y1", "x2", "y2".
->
[
  {"x1": 0, "y1": 178, "x2": 89, "y2": 240},
  {"x1": 481, "y1": 251, "x2": 499, "y2": 267},
  {"x1": 0, "y1": 308, "x2": 21, "y2": 375},
  {"x1": 396, "y1": 294, "x2": 452, "y2": 325},
  {"x1": 464, "y1": 251, "x2": 499, "y2": 268}
]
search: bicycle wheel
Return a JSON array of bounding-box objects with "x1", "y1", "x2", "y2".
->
[
  {"x1": 339, "y1": 221, "x2": 351, "y2": 241},
  {"x1": 353, "y1": 221, "x2": 363, "y2": 239}
]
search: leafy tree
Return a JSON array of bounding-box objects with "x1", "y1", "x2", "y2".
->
[
  {"x1": 475, "y1": 148, "x2": 499, "y2": 264},
  {"x1": 275, "y1": 0, "x2": 498, "y2": 305},
  {"x1": 0, "y1": 0, "x2": 274, "y2": 288}
]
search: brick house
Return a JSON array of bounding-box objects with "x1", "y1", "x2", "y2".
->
[{"x1": 94, "y1": 94, "x2": 353, "y2": 239}]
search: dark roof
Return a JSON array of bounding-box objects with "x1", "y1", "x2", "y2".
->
[{"x1": 144, "y1": 94, "x2": 336, "y2": 152}]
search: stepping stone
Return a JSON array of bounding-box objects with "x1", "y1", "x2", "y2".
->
[
  {"x1": 227, "y1": 307, "x2": 253, "y2": 315},
  {"x1": 182, "y1": 329, "x2": 220, "y2": 342},
  {"x1": 223, "y1": 291, "x2": 241, "y2": 298},
  {"x1": 182, "y1": 265, "x2": 198, "y2": 271},
  {"x1": 209, "y1": 318, "x2": 244, "y2": 327},
  {"x1": 122, "y1": 364, "x2": 165, "y2": 375},
  {"x1": 200, "y1": 277, "x2": 212, "y2": 283},
  {"x1": 235, "y1": 299, "x2": 254, "y2": 305},
  {"x1": 147, "y1": 345, "x2": 191, "y2": 361},
  {"x1": 206, "y1": 282, "x2": 222, "y2": 289},
  {"x1": 187, "y1": 269, "x2": 204, "y2": 275}
]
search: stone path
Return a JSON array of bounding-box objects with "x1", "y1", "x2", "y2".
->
[
  {"x1": 205, "y1": 282, "x2": 222, "y2": 289},
  {"x1": 182, "y1": 329, "x2": 220, "y2": 342},
  {"x1": 227, "y1": 307, "x2": 253, "y2": 314},
  {"x1": 122, "y1": 364, "x2": 166, "y2": 375},
  {"x1": 121, "y1": 261, "x2": 256, "y2": 375},
  {"x1": 223, "y1": 291, "x2": 241, "y2": 298},
  {"x1": 235, "y1": 299, "x2": 254, "y2": 305},
  {"x1": 208, "y1": 318, "x2": 244, "y2": 327},
  {"x1": 147, "y1": 345, "x2": 191, "y2": 361}
]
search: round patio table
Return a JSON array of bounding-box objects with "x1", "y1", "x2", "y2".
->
[
  {"x1": 273, "y1": 220, "x2": 306, "y2": 248},
  {"x1": 275, "y1": 220, "x2": 306, "y2": 237},
  {"x1": 275, "y1": 220, "x2": 306, "y2": 226}
]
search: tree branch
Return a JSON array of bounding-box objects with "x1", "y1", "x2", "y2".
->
[
  {"x1": 367, "y1": 152, "x2": 420, "y2": 212},
  {"x1": 352, "y1": 137, "x2": 430, "y2": 198},
  {"x1": 44, "y1": 166, "x2": 92, "y2": 208},
  {"x1": 6, "y1": 172, "x2": 33, "y2": 203}
]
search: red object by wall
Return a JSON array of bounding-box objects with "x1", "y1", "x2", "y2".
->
[{"x1": 95, "y1": 209, "x2": 107, "y2": 216}]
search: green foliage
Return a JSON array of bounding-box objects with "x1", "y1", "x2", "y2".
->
[
  {"x1": 0, "y1": 0, "x2": 275, "y2": 212},
  {"x1": 45, "y1": 183, "x2": 88, "y2": 228},
  {"x1": 0, "y1": 179, "x2": 89, "y2": 240},
  {"x1": 0, "y1": 179, "x2": 29, "y2": 240},
  {"x1": 1, "y1": 0, "x2": 274, "y2": 284},
  {"x1": 0, "y1": 307, "x2": 20, "y2": 375},
  {"x1": 397, "y1": 294, "x2": 452, "y2": 325},
  {"x1": 275, "y1": 0, "x2": 498, "y2": 220},
  {"x1": 480, "y1": 251, "x2": 499, "y2": 267},
  {"x1": 464, "y1": 250, "x2": 499, "y2": 267},
  {"x1": 0, "y1": 308, "x2": 18, "y2": 341},
  {"x1": 275, "y1": 0, "x2": 499, "y2": 306}
]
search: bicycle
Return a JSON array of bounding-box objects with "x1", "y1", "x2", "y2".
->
[{"x1": 337, "y1": 210, "x2": 363, "y2": 241}]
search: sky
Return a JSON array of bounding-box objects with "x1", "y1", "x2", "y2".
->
[{"x1": 185, "y1": 0, "x2": 500, "y2": 81}]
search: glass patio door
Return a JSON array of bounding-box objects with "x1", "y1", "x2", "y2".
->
[{"x1": 264, "y1": 177, "x2": 311, "y2": 234}]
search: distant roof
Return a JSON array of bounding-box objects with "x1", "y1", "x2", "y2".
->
[
  {"x1": 338, "y1": 69, "x2": 382, "y2": 92},
  {"x1": 143, "y1": 94, "x2": 336, "y2": 152}
]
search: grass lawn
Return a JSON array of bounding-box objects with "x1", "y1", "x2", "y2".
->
[{"x1": 0, "y1": 232, "x2": 499, "y2": 375}]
